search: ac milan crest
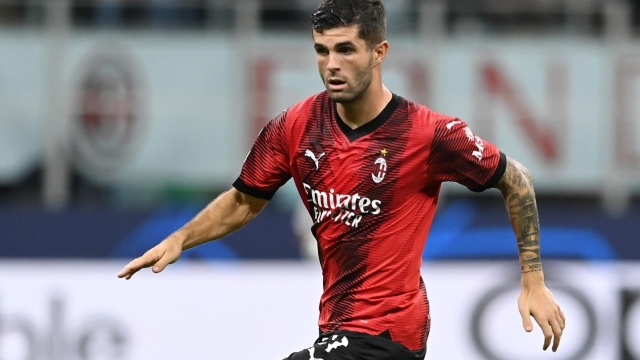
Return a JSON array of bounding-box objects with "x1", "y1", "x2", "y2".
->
[
  {"x1": 371, "y1": 157, "x2": 387, "y2": 183},
  {"x1": 72, "y1": 44, "x2": 146, "y2": 181}
]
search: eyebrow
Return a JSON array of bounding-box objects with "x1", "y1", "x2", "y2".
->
[
  {"x1": 335, "y1": 41, "x2": 356, "y2": 48},
  {"x1": 314, "y1": 41, "x2": 357, "y2": 50}
]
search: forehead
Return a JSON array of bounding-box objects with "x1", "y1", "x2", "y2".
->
[{"x1": 312, "y1": 25, "x2": 366, "y2": 47}]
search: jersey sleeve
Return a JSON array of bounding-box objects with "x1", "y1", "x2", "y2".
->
[
  {"x1": 232, "y1": 111, "x2": 292, "y2": 200},
  {"x1": 426, "y1": 115, "x2": 507, "y2": 192}
]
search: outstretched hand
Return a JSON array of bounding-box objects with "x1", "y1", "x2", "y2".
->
[
  {"x1": 518, "y1": 285, "x2": 566, "y2": 352},
  {"x1": 117, "y1": 235, "x2": 183, "y2": 280}
]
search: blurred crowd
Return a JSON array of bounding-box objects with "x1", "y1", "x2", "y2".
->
[{"x1": 1, "y1": 0, "x2": 640, "y2": 35}]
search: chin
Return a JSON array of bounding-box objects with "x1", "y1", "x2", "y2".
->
[{"x1": 328, "y1": 91, "x2": 358, "y2": 104}]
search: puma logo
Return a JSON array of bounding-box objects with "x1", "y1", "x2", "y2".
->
[{"x1": 305, "y1": 149, "x2": 325, "y2": 170}]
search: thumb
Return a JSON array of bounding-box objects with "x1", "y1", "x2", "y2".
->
[
  {"x1": 150, "y1": 239, "x2": 182, "y2": 274},
  {"x1": 152, "y1": 252, "x2": 172, "y2": 273},
  {"x1": 152, "y1": 260, "x2": 168, "y2": 273},
  {"x1": 520, "y1": 307, "x2": 533, "y2": 332}
]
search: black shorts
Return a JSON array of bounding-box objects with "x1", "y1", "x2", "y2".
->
[{"x1": 283, "y1": 330, "x2": 426, "y2": 360}]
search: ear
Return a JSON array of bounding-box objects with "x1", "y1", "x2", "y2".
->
[{"x1": 373, "y1": 41, "x2": 389, "y2": 67}]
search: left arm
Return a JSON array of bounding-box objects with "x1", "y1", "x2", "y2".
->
[
  {"x1": 425, "y1": 115, "x2": 566, "y2": 352},
  {"x1": 494, "y1": 156, "x2": 566, "y2": 352}
]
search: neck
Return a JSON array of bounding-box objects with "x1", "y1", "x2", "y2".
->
[{"x1": 337, "y1": 80, "x2": 392, "y2": 129}]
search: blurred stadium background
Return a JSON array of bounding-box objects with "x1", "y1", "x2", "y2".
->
[{"x1": 1, "y1": 0, "x2": 640, "y2": 359}]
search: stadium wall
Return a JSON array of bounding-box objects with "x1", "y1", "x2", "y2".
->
[{"x1": 1, "y1": 31, "x2": 640, "y2": 196}]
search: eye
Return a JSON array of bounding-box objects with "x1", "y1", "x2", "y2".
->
[
  {"x1": 339, "y1": 48, "x2": 353, "y2": 55},
  {"x1": 315, "y1": 47, "x2": 328, "y2": 55}
]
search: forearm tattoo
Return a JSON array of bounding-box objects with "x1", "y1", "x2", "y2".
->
[{"x1": 496, "y1": 158, "x2": 542, "y2": 274}]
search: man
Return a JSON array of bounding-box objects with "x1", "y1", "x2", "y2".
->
[{"x1": 118, "y1": 1, "x2": 565, "y2": 359}]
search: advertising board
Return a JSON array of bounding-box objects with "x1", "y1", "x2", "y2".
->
[{"x1": 0, "y1": 261, "x2": 632, "y2": 359}]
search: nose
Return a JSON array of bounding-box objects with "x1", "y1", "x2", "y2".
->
[{"x1": 326, "y1": 52, "x2": 340, "y2": 72}]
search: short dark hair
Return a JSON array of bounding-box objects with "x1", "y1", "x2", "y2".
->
[{"x1": 311, "y1": 0, "x2": 386, "y2": 49}]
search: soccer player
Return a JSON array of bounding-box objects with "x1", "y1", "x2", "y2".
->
[{"x1": 118, "y1": 0, "x2": 566, "y2": 359}]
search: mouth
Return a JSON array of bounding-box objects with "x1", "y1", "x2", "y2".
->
[{"x1": 327, "y1": 78, "x2": 347, "y2": 91}]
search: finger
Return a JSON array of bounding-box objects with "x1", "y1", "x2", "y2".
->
[
  {"x1": 556, "y1": 313, "x2": 564, "y2": 332},
  {"x1": 555, "y1": 315, "x2": 564, "y2": 332},
  {"x1": 550, "y1": 318, "x2": 563, "y2": 352},
  {"x1": 534, "y1": 316, "x2": 552, "y2": 350},
  {"x1": 118, "y1": 263, "x2": 142, "y2": 280},
  {"x1": 117, "y1": 267, "x2": 130, "y2": 278},
  {"x1": 558, "y1": 307, "x2": 566, "y2": 330},
  {"x1": 118, "y1": 253, "x2": 159, "y2": 279},
  {"x1": 519, "y1": 305, "x2": 533, "y2": 332},
  {"x1": 117, "y1": 260, "x2": 142, "y2": 279}
]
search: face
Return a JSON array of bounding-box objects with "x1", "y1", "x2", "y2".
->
[{"x1": 313, "y1": 25, "x2": 376, "y2": 104}]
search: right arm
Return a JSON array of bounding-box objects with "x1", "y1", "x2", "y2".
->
[
  {"x1": 117, "y1": 187, "x2": 267, "y2": 279},
  {"x1": 119, "y1": 110, "x2": 291, "y2": 279}
]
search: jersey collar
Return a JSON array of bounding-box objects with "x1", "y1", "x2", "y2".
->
[{"x1": 333, "y1": 93, "x2": 401, "y2": 142}]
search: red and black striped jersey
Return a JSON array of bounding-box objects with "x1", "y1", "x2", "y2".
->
[{"x1": 233, "y1": 92, "x2": 506, "y2": 351}]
